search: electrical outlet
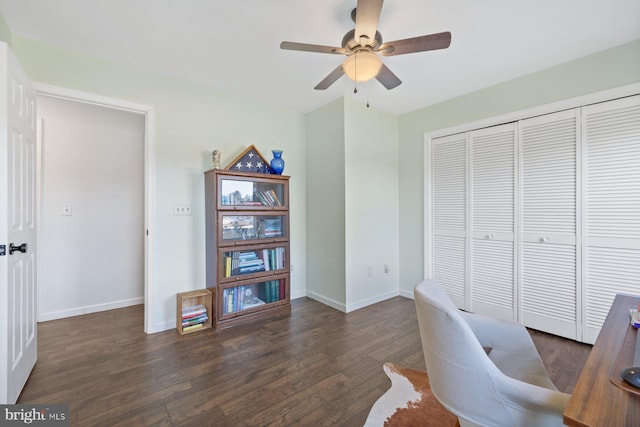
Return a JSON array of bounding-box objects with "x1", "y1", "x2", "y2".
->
[{"x1": 173, "y1": 204, "x2": 192, "y2": 216}]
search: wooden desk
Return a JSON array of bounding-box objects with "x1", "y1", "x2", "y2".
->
[{"x1": 564, "y1": 294, "x2": 640, "y2": 426}]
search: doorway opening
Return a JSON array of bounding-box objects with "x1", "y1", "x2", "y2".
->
[{"x1": 35, "y1": 84, "x2": 155, "y2": 333}]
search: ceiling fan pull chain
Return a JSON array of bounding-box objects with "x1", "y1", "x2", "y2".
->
[{"x1": 353, "y1": 53, "x2": 358, "y2": 93}]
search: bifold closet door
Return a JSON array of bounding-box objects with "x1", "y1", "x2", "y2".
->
[
  {"x1": 469, "y1": 123, "x2": 516, "y2": 320},
  {"x1": 583, "y1": 95, "x2": 640, "y2": 344},
  {"x1": 520, "y1": 109, "x2": 579, "y2": 340},
  {"x1": 430, "y1": 133, "x2": 467, "y2": 308}
]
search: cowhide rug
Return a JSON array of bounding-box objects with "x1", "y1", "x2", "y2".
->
[{"x1": 363, "y1": 362, "x2": 459, "y2": 427}]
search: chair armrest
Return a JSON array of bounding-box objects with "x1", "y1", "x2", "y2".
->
[
  {"x1": 499, "y1": 374, "x2": 571, "y2": 417},
  {"x1": 459, "y1": 310, "x2": 535, "y2": 351}
]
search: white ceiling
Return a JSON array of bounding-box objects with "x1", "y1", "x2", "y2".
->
[{"x1": 0, "y1": 0, "x2": 639, "y2": 115}]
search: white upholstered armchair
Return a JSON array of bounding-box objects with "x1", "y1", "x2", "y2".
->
[{"x1": 414, "y1": 279, "x2": 570, "y2": 427}]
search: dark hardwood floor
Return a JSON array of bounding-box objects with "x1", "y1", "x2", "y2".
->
[{"x1": 18, "y1": 297, "x2": 591, "y2": 426}]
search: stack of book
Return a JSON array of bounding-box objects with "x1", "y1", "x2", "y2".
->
[
  {"x1": 262, "y1": 219, "x2": 283, "y2": 237},
  {"x1": 181, "y1": 304, "x2": 209, "y2": 332},
  {"x1": 224, "y1": 251, "x2": 266, "y2": 277},
  {"x1": 259, "y1": 280, "x2": 284, "y2": 303},
  {"x1": 222, "y1": 285, "x2": 266, "y2": 314},
  {"x1": 255, "y1": 189, "x2": 282, "y2": 206}
]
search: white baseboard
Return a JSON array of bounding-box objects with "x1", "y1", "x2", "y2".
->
[
  {"x1": 399, "y1": 289, "x2": 414, "y2": 299},
  {"x1": 147, "y1": 319, "x2": 176, "y2": 334},
  {"x1": 39, "y1": 296, "x2": 144, "y2": 322},
  {"x1": 345, "y1": 290, "x2": 400, "y2": 312},
  {"x1": 306, "y1": 291, "x2": 347, "y2": 312},
  {"x1": 290, "y1": 290, "x2": 307, "y2": 300}
]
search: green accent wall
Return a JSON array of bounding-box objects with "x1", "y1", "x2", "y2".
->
[
  {"x1": 305, "y1": 97, "x2": 399, "y2": 311},
  {"x1": 305, "y1": 99, "x2": 346, "y2": 306},
  {"x1": 0, "y1": 13, "x2": 12, "y2": 46},
  {"x1": 397, "y1": 38, "x2": 640, "y2": 294},
  {"x1": 9, "y1": 33, "x2": 308, "y2": 332},
  {"x1": 2, "y1": 12, "x2": 639, "y2": 323}
]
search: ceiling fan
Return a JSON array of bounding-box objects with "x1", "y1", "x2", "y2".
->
[{"x1": 280, "y1": 0, "x2": 451, "y2": 90}]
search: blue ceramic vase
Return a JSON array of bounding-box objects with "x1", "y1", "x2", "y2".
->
[{"x1": 270, "y1": 150, "x2": 285, "y2": 175}]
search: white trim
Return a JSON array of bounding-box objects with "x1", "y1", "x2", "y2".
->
[
  {"x1": 399, "y1": 289, "x2": 414, "y2": 299},
  {"x1": 39, "y1": 297, "x2": 144, "y2": 322},
  {"x1": 305, "y1": 291, "x2": 346, "y2": 312},
  {"x1": 425, "y1": 83, "x2": 640, "y2": 140},
  {"x1": 345, "y1": 290, "x2": 400, "y2": 313},
  {"x1": 146, "y1": 319, "x2": 175, "y2": 334},
  {"x1": 290, "y1": 290, "x2": 307, "y2": 300},
  {"x1": 423, "y1": 136, "x2": 433, "y2": 280},
  {"x1": 33, "y1": 82, "x2": 156, "y2": 334},
  {"x1": 575, "y1": 107, "x2": 584, "y2": 342},
  {"x1": 464, "y1": 131, "x2": 472, "y2": 312},
  {"x1": 513, "y1": 121, "x2": 521, "y2": 323}
]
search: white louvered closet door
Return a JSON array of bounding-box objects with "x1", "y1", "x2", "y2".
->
[
  {"x1": 520, "y1": 109, "x2": 579, "y2": 340},
  {"x1": 431, "y1": 133, "x2": 468, "y2": 308},
  {"x1": 583, "y1": 95, "x2": 640, "y2": 344},
  {"x1": 470, "y1": 123, "x2": 516, "y2": 320}
]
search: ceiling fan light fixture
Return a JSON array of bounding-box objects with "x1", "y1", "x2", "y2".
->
[{"x1": 342, "y1": 50, "x2": 382, "y2": 82}]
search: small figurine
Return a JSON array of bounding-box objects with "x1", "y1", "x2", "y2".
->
[{"x1": 212, "y1": 150, "x2": 221, "y2": 169}]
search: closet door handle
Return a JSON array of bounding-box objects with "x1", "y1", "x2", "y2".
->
[{"x1": 9, "y1": 243, "x2": 28, "y2": 255}]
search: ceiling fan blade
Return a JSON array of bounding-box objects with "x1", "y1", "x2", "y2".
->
[
  {"x1": 314, "y1": 65, "x2": 345, "y2": 90},
  {"x1": 280, "y1": 41, "x2": 346, "y2": 55},
  {"x1": 354, "y1": 0, "x2": 383, "y2": 47},
  {"x1": 379, "y1": 31, "x2": 451, "y2": 56},
  {"x1": 376, "y1": 63, "x2": 401, "y2": 90}
]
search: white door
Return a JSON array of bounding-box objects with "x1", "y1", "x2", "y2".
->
[
  {"x1": 519, "y1": 109, "x2": 579, "y2": 340},
  {"x1": 582, "y1": 95, "x2": 640, "y2": 344},
  {"x1": 429, "y1": 132, "x2": 468, "y2": 308},
  {"x1": 0, "y1": 42, "x2": 38, "y2": 404},
  {"x1": 470, "y1": 123, "x2": 516, "y2": 320}
]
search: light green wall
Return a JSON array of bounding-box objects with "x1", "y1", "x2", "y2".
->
[
  {"x1": 0, "y1": 13, "x2": 11, "y2": 46},
  {"x1": 10, "y1": 34, "x2": 307, "y2": 331},
  {"x1": 305, "y1": 97, "x2": 400, "y2": 311},
  {"x1": 305, "y1": 99, "x2": 346, "y2": 306},
  {"x1": 4, "y1": 14, "x2": 639, "y2": 324},
  {"x1": 397, "y1": 38, "x2": 640, "y2": 294},
  {"x1": 344, "y1": 97, "x2": 399, "y2": 309}
]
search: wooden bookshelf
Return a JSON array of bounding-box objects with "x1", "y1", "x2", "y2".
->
[
  {"x1": 176, "y1": 289, "x2": 212, "y2": 335},
  {"x1": 205, "y1": 169, "x2": 291, "y2": 330}
]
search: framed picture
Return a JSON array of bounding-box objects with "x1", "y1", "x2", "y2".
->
[{"x1": 225, "y1": 145, "x2": 271, "y2": 174}]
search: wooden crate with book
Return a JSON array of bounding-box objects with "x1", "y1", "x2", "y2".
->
[{"x1": 176, "y1": 289, "x2": 212, "y2": 335}]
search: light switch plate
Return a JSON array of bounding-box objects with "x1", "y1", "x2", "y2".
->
[{"x1": 173, "y1": 204, "x2": 192, "y2": 216}]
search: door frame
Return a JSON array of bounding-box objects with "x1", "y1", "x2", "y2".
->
[{"x1": 34, "y1": 83, "x2": 156, "y2": 333}]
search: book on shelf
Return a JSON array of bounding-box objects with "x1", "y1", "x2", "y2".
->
[
  {"x1": 262, "y1": 219, "x2": 282, "y2": 238},
  {"x1": 222, "y1": 284, "x2": 277, "y2": 313},
  {"x1": 182, "y1": 314, "x2": 208, "y2": 326},
  {"x1": 254, "y1": 190, "x2": 282, "y2": 207},
  {"x1": 183, "y1": 323, "x2": 204, "y2": 332},
  {"x1": 182, "y1": 304, "x2": 207, "y2": 319},
  {"x1": 259, "y1": 280, "x2": 282, "y2": 303},
  {"x1": 243, "y1": 298, "x2": 265, "y2": 309},
  {"x1": 225, "y1": 250, "x2": 272, "y2": 276}
]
